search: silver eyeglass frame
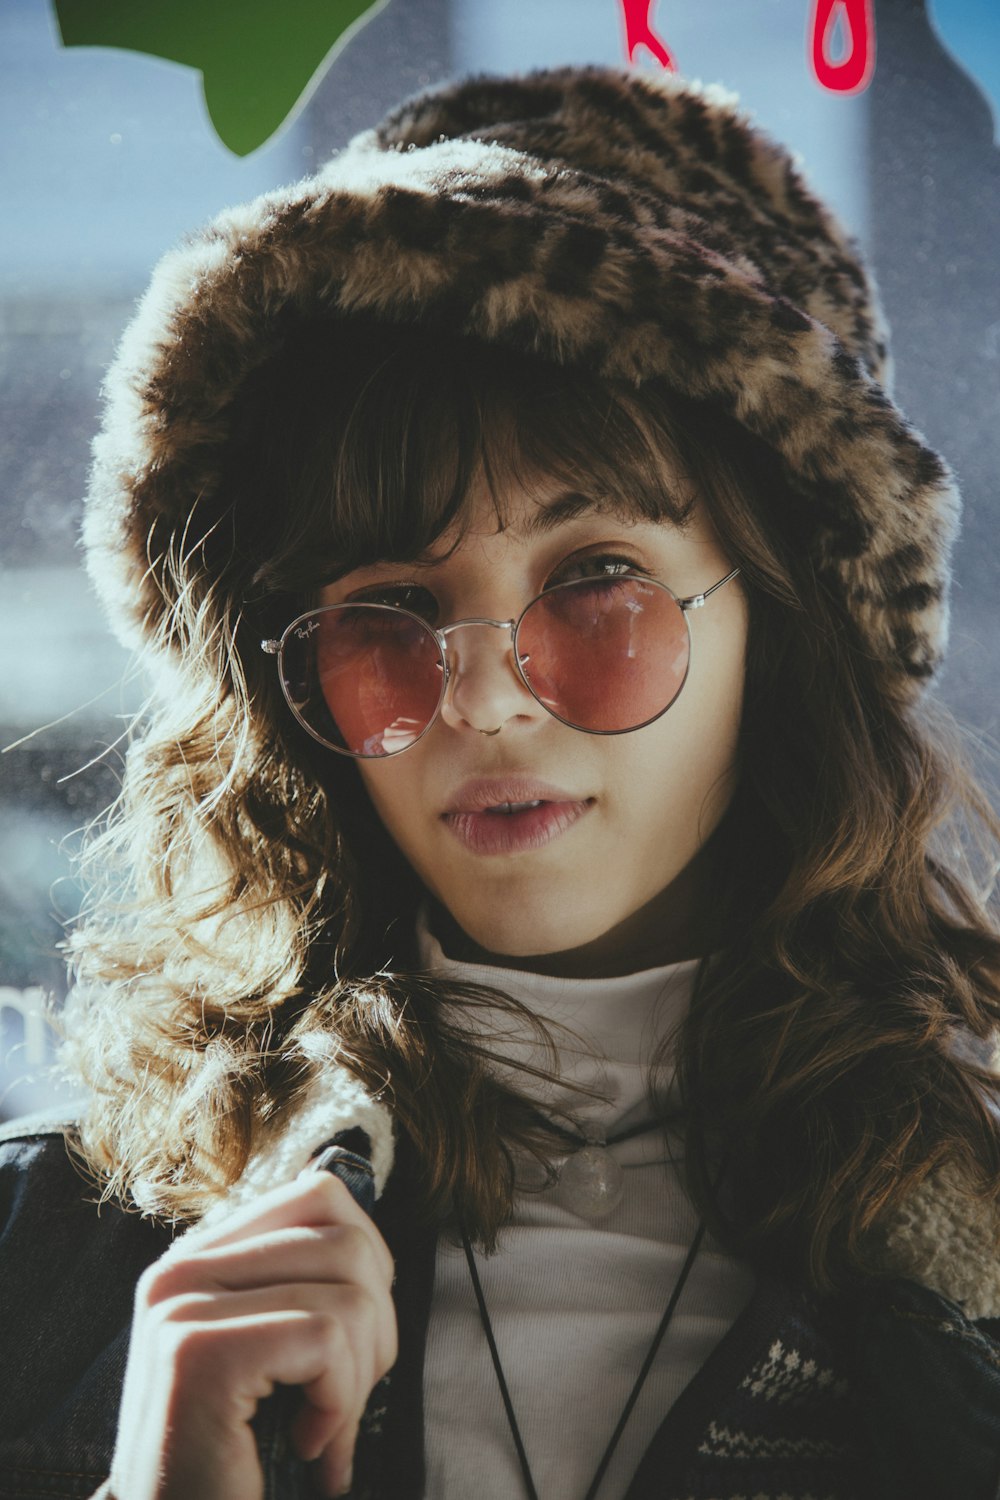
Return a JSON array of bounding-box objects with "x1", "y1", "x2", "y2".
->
[{"x1": 261, "y1": 566, "x2": 741, "y2": 758}]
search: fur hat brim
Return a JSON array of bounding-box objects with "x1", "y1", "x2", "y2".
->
[{"x1": 83, "y1": 66, "x2": 959, "y2": 695}]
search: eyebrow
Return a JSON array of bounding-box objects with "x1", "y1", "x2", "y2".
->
[{"x1": 403, "y1": 490, "x2": 650, "y2": 569}]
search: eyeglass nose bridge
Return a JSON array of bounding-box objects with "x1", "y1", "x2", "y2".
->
[
  {"x1": 437, "y1": 616, "x2": 517, "y2": 640},
  {"x1": 433, "y1": 615, "x2": 528, "y2": 693}
]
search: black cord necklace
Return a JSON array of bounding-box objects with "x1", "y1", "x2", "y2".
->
[
  {"x1": 459, "y1": 1211, "x2": 707, "y2": 1500},
  {"x1": 459, "y1": 1115, "x2": 712, "y2": 1500}
]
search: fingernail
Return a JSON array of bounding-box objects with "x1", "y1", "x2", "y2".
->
[{"x1": 335, "y1": 1466, "x2": 353, "y2": 1498}]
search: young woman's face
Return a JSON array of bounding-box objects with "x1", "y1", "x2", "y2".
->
[{"x1": 320, "y1": 473, "x2": 748, "y2": 976}]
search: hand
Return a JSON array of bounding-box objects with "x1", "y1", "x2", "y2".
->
[{"x1": 108, "y1": 1167, "x2": 397, "y2": 1500}]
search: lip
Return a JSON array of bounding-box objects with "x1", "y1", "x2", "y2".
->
[
  {"x1": 441, "y1": 777, "x2": 594, "y2": 856},
  {"x1": 444, "y1": 776, "x2": 589, "y2": 815}
]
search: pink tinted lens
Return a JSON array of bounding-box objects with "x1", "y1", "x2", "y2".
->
[
  {"x1": 284, "y1": 606, "x2": 444, "y2": 756},
  {"x1": 517, "y1": 577, "x2": 689, "y2": 731}
]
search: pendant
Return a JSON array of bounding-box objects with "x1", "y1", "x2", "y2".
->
[{"x1": 557, "y1": 1142, "x2": 625, "y2": 1218}]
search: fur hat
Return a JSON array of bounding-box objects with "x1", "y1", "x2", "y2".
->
[{"x1": 83, "y1": 65, "x2": 960, "y2": 697}]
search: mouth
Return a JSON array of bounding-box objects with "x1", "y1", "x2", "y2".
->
[
  {"x1": 442, "y1": 800, "x2": 594, "y2": 856},
  {"x1": 480, "y1": 799, "x2": 545, "y2": 815},
  {"x1": 443, "y1": 776, "x2": 590, "y2": 816}
]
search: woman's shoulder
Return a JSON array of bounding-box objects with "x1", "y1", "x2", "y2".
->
[
  {"x1": 0, "y1": 1104, "x2": 174, "y2": 1321},
  {"x1": 0, "y1": 1109, "x2": 175, "y2": 1486},
  {"x1": 819, "y1": 1166, "x2": 1000, "y2": 1496},
  {"x1": 0, "y1": 1107, "x2": 99, "y2": 1237},
  {"x1": 829, "y1": 1274, "x2": 1000, "y2": 1497},
  {"x1": 0, "y1": 1104, "x2": 84, "y2": 1172},
  {"x1": 862, "y1": 1159, "x2": 1000, "y2": 1323}
]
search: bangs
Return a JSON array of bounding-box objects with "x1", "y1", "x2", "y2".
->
[{"x1": 225, "y1": 316, "x2": 699, "y2": 609}]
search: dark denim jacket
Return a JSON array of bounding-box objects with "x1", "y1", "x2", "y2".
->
[{"x1": 2, "y1": 1116, "x2": 999, "y2": 1500}]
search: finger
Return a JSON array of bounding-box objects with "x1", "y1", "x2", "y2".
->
[
  {"x1": 152, "y1": 1279, "x2": 397, "y2": 1378},
  {"x1": 316, "y1": 1410, "x2": 366, "y2": 1498},
  {"x1": 175, "y1": 1170, "x2": 394, "y2": 1282},
  {"x1": 157, "y1": 1222, "x2": 393, "y2": 1301},
  {"x1": 291, "y1": 1394, "x2": 365, "y2": 1476},
  {"x1": 165, "y1": 1304, "x2": 377, "y2": 1435}
]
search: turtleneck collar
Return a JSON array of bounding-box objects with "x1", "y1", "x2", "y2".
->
[{"x1": 415, "y1": 902, "x2": 704, "y2": 1131}]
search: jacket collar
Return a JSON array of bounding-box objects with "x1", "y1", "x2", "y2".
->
[
  {"x1": 195, "y1": 1044, "x2": 1000, "y2": 1321},
  {"x1": 864, "y1": 1160, "x2": 1000, "y2": 1321},
  {"x1": 195, "y1": 1034, "x2": 395, "y2": 1233}
]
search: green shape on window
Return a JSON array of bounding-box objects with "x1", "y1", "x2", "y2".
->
[{"x1": 53, "y1": 0, "x2": 387, "y2": 156}]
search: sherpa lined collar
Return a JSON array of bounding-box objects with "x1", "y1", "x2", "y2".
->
[
  {"x1": 193, "y1": 1045, "x2": 1000, "y2": 1322},
  {"x1": 4, "y1": 1057, "x2": 996, "y2": 1319}
]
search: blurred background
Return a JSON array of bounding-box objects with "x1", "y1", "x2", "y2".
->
[{"x1": 1, "y1": 0, "x2": 998, "y2": 1117}]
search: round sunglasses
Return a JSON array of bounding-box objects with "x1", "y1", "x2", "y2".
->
[{"x1": 261, "y1": 566, "x2": 741, "y2": 759}]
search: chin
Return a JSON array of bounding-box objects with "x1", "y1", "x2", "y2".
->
[{"x1": 447, "y1": 902, "x2": 609, "y2": 962}]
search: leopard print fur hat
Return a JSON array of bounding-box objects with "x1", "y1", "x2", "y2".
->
[{"x1": 83, "y1": 66, "x2": 960, "y2": 697}]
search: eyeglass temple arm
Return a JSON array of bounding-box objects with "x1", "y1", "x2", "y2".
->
[{"x1": 677, "y1": 566, "x2": 741, "y2": 612}]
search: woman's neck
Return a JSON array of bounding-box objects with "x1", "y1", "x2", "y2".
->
[{"x1": 426, "y1": 844, "x2": 721, "y2": 979}]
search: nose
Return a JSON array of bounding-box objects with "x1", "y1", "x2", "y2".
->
[{"x1": 437, "y1": 619, "x2": 543, "y2": 735}]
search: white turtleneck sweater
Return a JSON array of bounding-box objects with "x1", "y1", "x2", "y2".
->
[{"x1": 416, "y1": 915, "x2": 758, "y2": 1500}]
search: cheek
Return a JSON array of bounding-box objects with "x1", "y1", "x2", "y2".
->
[
  {"x1": 622, "y1": 625, "x2": 745, "y2": 837},
  {"x1": 350, "y1": 756, "x2": 407, "y2": 864},
  {"x1": 614, "y1": 724, "x2": 736, "y2": 858},
  {"x1": 355, "y1": 756, "x2": 452, "y2": 893},
  {"x1": 354, "y1": 764, "x2": 415, "y2": 852}
]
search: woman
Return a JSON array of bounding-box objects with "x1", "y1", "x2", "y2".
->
[{"x1": 1, "y1": 65, "x2": 999, "y2": 1500}]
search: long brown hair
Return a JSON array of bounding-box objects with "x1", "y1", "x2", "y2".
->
[{"x1": 60, "y1": 316, "x2": 1000, "y2": 1292}]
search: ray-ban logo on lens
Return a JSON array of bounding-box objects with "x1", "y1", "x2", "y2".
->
[{"x1": 295, "y1": 620, "x2": 320, "y2": 640}]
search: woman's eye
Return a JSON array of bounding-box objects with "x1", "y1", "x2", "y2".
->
[
  {"x1": 349, "y1": 584, "x2": 438, "y2": 621},
  {"x1": 343, "y1": 555, "x2": 645, "y2": 614},
  {"x1": 548, "y1": 553, "x2": 645, "y2": 587}
]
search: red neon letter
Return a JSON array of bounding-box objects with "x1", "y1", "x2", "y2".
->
[
  {"x1": 619, "y1": 0, "x2": 677, "y2": 71},
  {"x1": 810, "y1": 0, "x2": 875, "y2": 93}
]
